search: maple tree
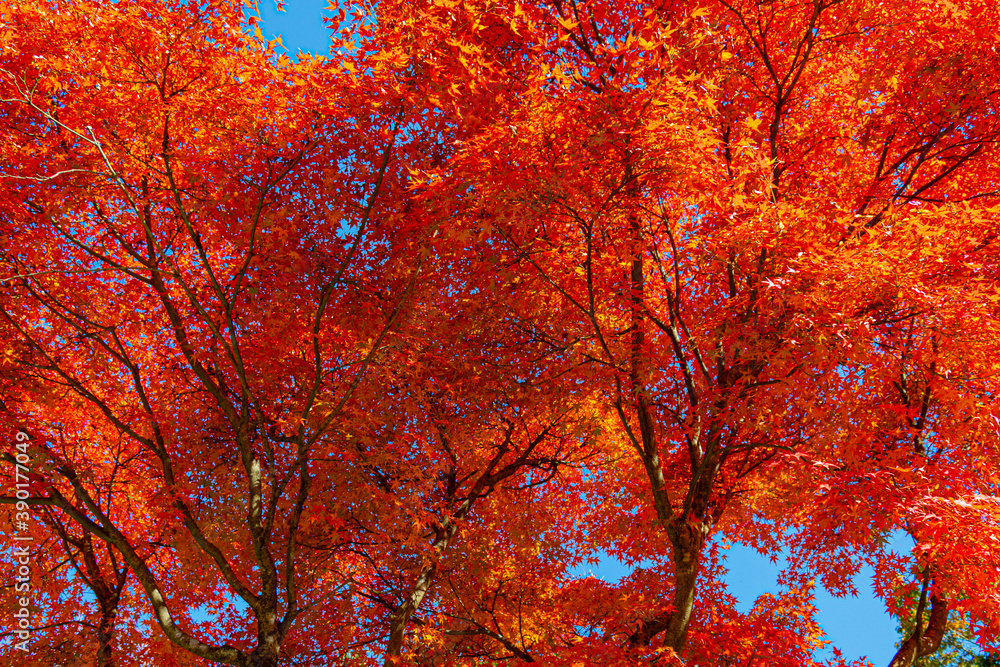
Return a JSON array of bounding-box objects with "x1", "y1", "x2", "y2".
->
[
  {"x1": 2, "y1": 0, "x2": 1000, "y2": 665},
  {"x1": 0, "y1": 1, "x2": 439, "y2": 664}
]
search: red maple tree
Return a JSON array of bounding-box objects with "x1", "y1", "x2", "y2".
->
[{"x1": 2, "y1": 0, "x2": 999, "y2": 665}]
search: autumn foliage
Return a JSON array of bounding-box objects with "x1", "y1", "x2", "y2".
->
[{"x1": 1, "y1": 0, "x2": 999, "y2": 665}]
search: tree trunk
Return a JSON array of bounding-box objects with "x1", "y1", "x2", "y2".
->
[
  {"x1": 887, "y1": 590, "x2": 948, "y2": 667},
  {"x1": 629, "y1": 518, "x2": 708, "y2": 651},
  {"x1": 244, "y1": 641, "x2": 281, "y2": 667},
  {"x1": 384, "y1": 564, "x2": 437, "y2": 665},
  {"x1": 95, "y1": 605, "x2": 116, "y2": 667}
]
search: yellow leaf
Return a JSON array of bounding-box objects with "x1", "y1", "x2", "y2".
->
[{"x1": 557, "y1": 16, "x2": 578, "y2": 31}]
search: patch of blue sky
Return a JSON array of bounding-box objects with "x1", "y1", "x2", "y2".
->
[
  {"x1": 725, "y1": 534, "x2": 912, "y2": 666},
  {"x1": 571, "y1": 537, "x2": 908, "y2": 666},
  {"x1": 249, "y1": 0, "x2": 333, "y2": 56},
  {"x1": 252, "y1": 0, "x2": 376, "y2": 61},
  {"x1": 190, "y1": 593, "x2": 250, "y2": 625}
]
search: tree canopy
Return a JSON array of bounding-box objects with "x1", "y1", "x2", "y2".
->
[{"x1": 1, "y1": 0, "x2": 999, "y2": 665}]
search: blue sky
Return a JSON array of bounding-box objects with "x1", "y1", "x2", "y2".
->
[
  {"x1": 576, "y1": 541, "x2": 904, "y2": 665},
  {"x1": 253, "y1": 3, "x2": 902, "y2": 663}
]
